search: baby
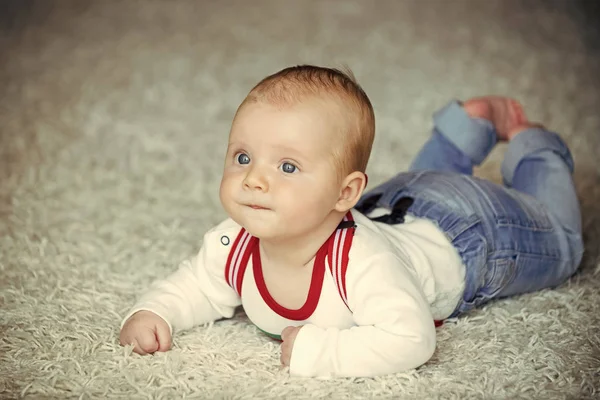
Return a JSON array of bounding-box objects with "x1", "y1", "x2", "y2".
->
[{"x1": 120, "y1": 65, "x2": 584, "y2": 378}]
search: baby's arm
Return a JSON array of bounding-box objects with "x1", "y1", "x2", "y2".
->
[
  {"x1": 120, "y1": 229, "x2": 241, "y2": 354},
  {"x1": 289, "y1": 252, "x2": 436, "y2": 377}
]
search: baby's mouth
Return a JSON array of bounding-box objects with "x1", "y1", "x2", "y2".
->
[{"x1": 247, "y1": 204, "x2": 270, "y2": 210}]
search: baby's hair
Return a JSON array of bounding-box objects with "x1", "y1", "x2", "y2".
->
[{"x1": 238, "y1": 65, "x2": 376, "y2": 177}]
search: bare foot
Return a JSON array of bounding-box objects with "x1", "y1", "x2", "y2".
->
[{"x1": 463, "y1": 96, "x2": 527, "y2": 141}]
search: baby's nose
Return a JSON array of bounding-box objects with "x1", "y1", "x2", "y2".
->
[{"x1": 243, "y1": 166, "x2": 268, "y2": 191}]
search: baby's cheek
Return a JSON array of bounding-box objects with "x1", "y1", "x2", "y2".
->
[
  {"x1": 290, "y1": 197, "x2": 327, "y2": 225},
  {"x1": 299, "y1": 188, "x2": 333, "y2": 209},
  {"x1": 219, "y1": 179, "x2": 236, "y2": 209},
  {"x1": 218, "y1": 180, "x2": 228, "y2": 204}
]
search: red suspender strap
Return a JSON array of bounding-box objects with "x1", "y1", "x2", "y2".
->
[
  {"x1": 326, "y1": 212, "x2": 444, "y2": 328},
  {"x1": 224, "y1": 228, "x2": 256, "y2": 296},
  {"x1": 327, "y1": 212, "x2": 355, "y2": 310}
]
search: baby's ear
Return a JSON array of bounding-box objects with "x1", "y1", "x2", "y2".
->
[{"x1": 335, "y1": 171, "x2": 367, "y2": 212}]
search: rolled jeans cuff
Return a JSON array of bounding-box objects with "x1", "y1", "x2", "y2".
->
[
  {"x1": 501, "y1": 128, "x2": 574, "y2": 186},
  {"x1": 433, "y1": 100, "x2": 497, "y2": 165}
]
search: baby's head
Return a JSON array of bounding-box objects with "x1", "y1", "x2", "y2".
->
[{"x1": 220, "y1": 65, "x2": 375, "y2": 240}]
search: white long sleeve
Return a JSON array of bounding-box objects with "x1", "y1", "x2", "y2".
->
[
  {"x1": 289, "y1": 251, "x2": 437, "y2": 377},
  {"x1": 121, "y1": 222, "x2": 242, "y2": 332},
  {"x1": 120, "y1": 212, "x2": 463, "y2": 378}
]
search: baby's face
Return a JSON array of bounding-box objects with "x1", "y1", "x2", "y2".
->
[{"x1": 220, "y1": 100, "x2": 344, "y2": 241}]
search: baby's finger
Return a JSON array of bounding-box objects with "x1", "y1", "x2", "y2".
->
[
  {"x1": 131, "y1": 339, "x2": 148, "y2": 355},
  {"x1": 281, "y1": 326, "x2": 294, "y2": 341},
  {"x1": 155, "y1": 321, "x2": 172, "y2": 352},
  {"x1": 137, "y1": 328, "x2": 160, "y2": 354},
  {"x1": 120, "y1": 332, "x2": 145, "y2": 355},
  {"x1": 280, "y1": 343, "x2": 286, "y2": 365},
  {"x1": 280, "y1": 341, "x2": 291, "y2": 366}
]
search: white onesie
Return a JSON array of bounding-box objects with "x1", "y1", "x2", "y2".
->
[{"x1": 123, "y1": 209, "x2": 465, "y2": 377}]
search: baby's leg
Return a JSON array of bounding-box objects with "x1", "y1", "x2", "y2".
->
[
  {"x1": 502, "y1": 123, "x2": 582, "y2": 250},
  {"x1": 456, "y1": 124, "x2": 584, "y2": 312},
  {"x1": 410, "y1": 97, "x2": 526, "y2": 174}
]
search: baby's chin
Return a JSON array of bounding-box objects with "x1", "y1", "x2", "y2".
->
[
  {"x1": 240, "y1": 218, "x2": 278, "y2": 238},
  {"x1": 227, "y1": 211, "x2": 275, "y2": 238}
]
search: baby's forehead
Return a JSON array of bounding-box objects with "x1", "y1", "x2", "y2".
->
[
  {"x1": 238, "y1": 96, "x2": 352, "y2": 129},
  {"x1": 231, "y1": 101, "x2": 346, "y2": 150}
]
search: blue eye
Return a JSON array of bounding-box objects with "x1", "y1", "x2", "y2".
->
[
  {"x1": 280, "y1": 162, "x2": 297, "y2": 174},
  {"x1": 236, "y1": 153, "x2": 250, "y2": 165}
]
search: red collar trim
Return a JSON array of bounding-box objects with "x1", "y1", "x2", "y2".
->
[
  {"x1": 253, "y1": 211, "x2": 355, "y2": 321},
  {"x1": 225, "y1": 212, "x2": 355, "y2": 321},
  {"x1": 252, "y1": 238, "x2": 327, "y2": 321}
]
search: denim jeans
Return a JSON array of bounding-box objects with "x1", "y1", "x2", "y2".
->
[{"x1": 357, "y1": 100, "x2": 584, "y2": 317}]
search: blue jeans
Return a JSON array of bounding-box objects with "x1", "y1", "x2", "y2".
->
[{"x1": 357, "y1": 100, "x2": 584, "y2": 317}]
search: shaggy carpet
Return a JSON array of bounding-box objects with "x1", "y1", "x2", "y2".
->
[{"x1": 1, "y1": 0, "x2": 599, "y2": 399}]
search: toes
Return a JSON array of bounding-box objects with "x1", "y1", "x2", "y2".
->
[
  {"x1": 510, "y1": 99, "x2": 527, "y2": 124},
  {"x1": 463, "y1": 96, "x2": 528, "y2": 141},
  {"x1": 463, "y1": 97, "x2": 492, "y2": 121}
]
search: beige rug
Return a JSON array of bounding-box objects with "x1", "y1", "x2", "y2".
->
[{"x1": 1, "y1": 0, "x2": 599, "y2": 398}]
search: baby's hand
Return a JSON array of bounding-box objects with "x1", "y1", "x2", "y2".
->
[
  {"x1": 280, "y1": 325, "x2": 303, "y2": 367},
  {"x1": 119, "y1": 310, "x2": 172, "y2": 355}
]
